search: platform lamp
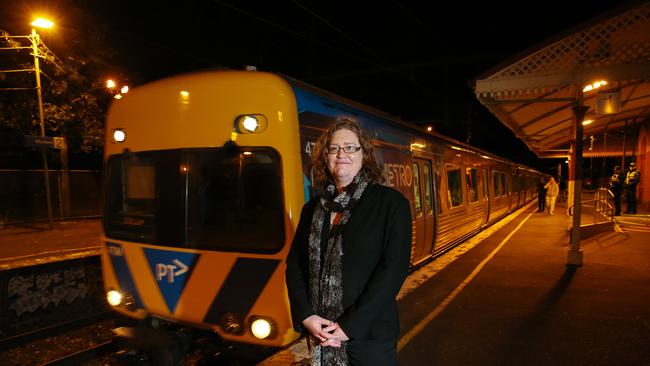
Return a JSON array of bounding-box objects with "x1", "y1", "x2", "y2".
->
[{"x1": 30, "y1": 17, "x2": 55, "y2": 229}]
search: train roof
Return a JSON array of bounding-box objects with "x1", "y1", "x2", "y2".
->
[
  {"x1": 281, "y1": 73, "x2": 542, "y2": 174},
  {"x1": 115, "y1": 68, "x2": 541, "y2": 174}
]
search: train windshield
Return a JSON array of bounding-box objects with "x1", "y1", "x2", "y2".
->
[{"x1": 104, "y1": 147, "x2": 285, "y2": 253}]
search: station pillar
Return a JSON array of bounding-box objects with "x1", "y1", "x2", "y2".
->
[{"x1": 568, "y1": 104, "x2": 589, "y2": 266}]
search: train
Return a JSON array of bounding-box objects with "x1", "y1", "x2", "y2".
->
[{"x1": 100, "y1": 69, "x2": 544, "y2": 350}]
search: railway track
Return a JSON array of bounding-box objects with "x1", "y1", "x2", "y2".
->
[
  {"x1": 39, "y1": 339, "x2": 116, "y2": 366},
  {"x1": 1, "y1": 315, "x2": 278, "y2": 366}
]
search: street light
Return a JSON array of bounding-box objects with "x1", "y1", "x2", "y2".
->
[
  {"x1": 30, "y1": 17, "x2": 55, "y2": 229},
  {"x1": 105, "y1": 78, "x2": 129, "y2": 99}
]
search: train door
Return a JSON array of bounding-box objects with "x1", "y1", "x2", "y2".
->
[
  {"x1": 411, "y1": 158, "x2": 436, "y2": 262},
  {"x1": 513, "y1": 174, "x2": 520, "y2": 208},
  {"x1": 482, "y1": 168, "x2": 490, "y2": 224}
]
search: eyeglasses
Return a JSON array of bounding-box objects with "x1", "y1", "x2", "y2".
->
[{"x1": 326, "y1": 145, "x2": 362, "y2": 155}]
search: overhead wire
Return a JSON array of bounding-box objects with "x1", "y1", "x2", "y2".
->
[
  {"x1": 289, "y1": 0, "x2": 388, "y2": 66},
  {"x1": 210, "y1": 0, "x2": 361, "y2": 61},
  {"x1": 288, "y1": 0, "x2": 437, "y2": 98}
]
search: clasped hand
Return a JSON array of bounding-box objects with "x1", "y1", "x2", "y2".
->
[{"x1": 303, "y1": 315, "x2": 349, "y2": 347}]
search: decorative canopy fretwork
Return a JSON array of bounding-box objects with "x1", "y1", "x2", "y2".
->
[{"x1": 474, "y1": 2, "x2": 650, "y2": 158}]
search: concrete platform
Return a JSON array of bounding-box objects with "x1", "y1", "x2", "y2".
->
[
  {"x1": 397, "y1": 203, "x2": 650, "y2": 365},
  {"x1": 1, "y1": 202, "x2": 648, "y2": 365},
  {"x1": 261, "y1": 201, "x2": 650, "y2": 365},
  {"x1": 0, "y1": 219, "x2": 100, "y2": 270}
]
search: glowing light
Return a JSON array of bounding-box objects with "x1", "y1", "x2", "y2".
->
[
  {"x1": 582, "y1": 119, "x2": 593, "y2": 126},
  {"x1": 112, "y1": 129, "x2": 126, "y2": 142},
  {"x1": 114, "y1": 94, "x2": 123, "y2": 99},
  {"x1": 180, "y1": 90, "x2": 190, "y2": 104},
  {"x1": 234, "y1": 114, "x2": 268, "y2": 134},
  {"x1": 106, "y1": 290, "x2": 122, "y2": 306},
  {"x1": 242, "y1": 116, "x2": 259, "y2": 132},
  {"x1": 31, "y1": 18, "x2": 54, "y2": 29},
  {"x1": 582, "y1": 80, "x2": 608, "y2": 93},
  {"x1": 251, "y1": 319, "x2": 272, "y2": 339},
  {"x1": 120, "y1": 86, "x2": 129, "y2": 94},
  {"x1": 106, "y1": 79, "x2": 116, "y2": 88},
  {"x1": 426, "y1": 126, "x2": 433, "y2": 132}
]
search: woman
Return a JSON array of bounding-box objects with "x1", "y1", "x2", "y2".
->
[
  {"x1": 286, "y1": 119, "x2": 412, "y2": 365},
  {"x1": 544, "y1": 177, "x2": 559, "y2": 215}
]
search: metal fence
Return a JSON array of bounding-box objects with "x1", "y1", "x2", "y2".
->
[
  {"x1": 0, "y1": 169, "x2": 101, "y2": 226},
  {"x1": 570, "y1": 188, "x2": 614, "y2": 225}
]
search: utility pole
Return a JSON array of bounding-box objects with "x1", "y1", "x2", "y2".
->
[{"x1": 31, "y1": 26, "x2": 54, "y2": 229}]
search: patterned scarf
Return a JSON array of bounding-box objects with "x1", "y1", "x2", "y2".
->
[{"x1": 307, "y1": 173, "x2": 368, "y2": 366}]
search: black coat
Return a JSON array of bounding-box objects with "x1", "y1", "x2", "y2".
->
[{"x1": 285, "y1": 183, "x2": 412, "y2": 344}]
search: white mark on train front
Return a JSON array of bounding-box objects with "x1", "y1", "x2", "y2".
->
[
  {"x1": 108, "y1": 245, "x2": 124, "y2": 257},
  {"x1": 156, "y1": 259, "x2": 189, "y2": 284}
]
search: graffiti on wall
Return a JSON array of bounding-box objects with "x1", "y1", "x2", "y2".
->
[{"x1": 7, "y1": 266, "x2": 88, "y2": 316}]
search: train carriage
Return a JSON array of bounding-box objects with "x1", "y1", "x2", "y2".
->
[{"x1": 100, "y1": 69, "x2": 543, "y2": 348}]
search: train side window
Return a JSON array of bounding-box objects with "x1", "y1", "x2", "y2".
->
[
  {"x1": 446, "y1": 167, "x2": 463, "y2": 207},
  {"x1": 465, "y1": 167, "x2": 478, "y2": 203},
  {"x1": 493, "y1": 171, "x2": 507, "y2": 197},
  {"x1": 423, "y1": 163, "x2": 433, "y2": 212},
  {"x1": 412, "y1": 162, "x2": 422, "y2": 216}
]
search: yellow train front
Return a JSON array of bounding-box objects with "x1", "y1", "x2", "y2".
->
[{"x1": 100, "y1": 70, "x2": 304, "y2": 347}]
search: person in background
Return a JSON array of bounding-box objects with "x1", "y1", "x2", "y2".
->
[
  {"x1": 624, "y1": 162, "x2": 640, "y2": 214},
  {"x1": 285, "y1": 119, "x2": 412, "y2": 365},
  {"x1": 536, "y1": 177, "x2": 546, "y2": 212},
  {"x1": 544, "y1": 177, "x2": 559, "y2": 215},
  {"x1": 609, "y1": 165, "x2": 624, "y2": 216}
]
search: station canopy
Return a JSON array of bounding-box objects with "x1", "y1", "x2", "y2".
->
[{"x1": 474, "y1": 2, "x2": 650, "y2": 158}]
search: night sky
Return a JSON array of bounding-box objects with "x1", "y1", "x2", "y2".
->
[{"x1": 0, "y1": 0, "x2": 629, "y2": 172}]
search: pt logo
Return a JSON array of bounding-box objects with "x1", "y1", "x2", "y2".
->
[
  {"x1": 143, "y1": 248, "x2": 199, "y2": 312},
  {"x1": 156, "y1": 259, "x2": 189, "y2": 283}
]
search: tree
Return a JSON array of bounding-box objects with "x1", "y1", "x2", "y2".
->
[{"x1": 0, "y1": 11, "x2": 135, "y2": 169}]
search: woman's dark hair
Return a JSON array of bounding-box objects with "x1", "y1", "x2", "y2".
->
[{"x1": 310, "y1": 118, "x2": 384, "y2": 188}]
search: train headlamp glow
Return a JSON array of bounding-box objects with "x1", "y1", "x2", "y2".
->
[
  {"x1": 234, "y1": 114, "x2": 268, "y2": 134},
  {"x1": 243, "y1": 116, "x2": 258, "y2": 132},
  {"x1": 251, "y1": 319, "x2": 272, "y2": 339},
  {"x1": 106, "y1": 290, "x2": 123, "y2": 306},
  {"x1": 112, "y1": 128, "x2": 126, "y2": 143},
  {"x1": 249, "y1": 316, "x2": 276, "y2": 339}
]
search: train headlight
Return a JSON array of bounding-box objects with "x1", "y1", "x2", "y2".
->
[
  {"x1": 249, "y1": 316, "x2": 276, "y2": 340},
  {"x1": 218, "y1": 312, "x2": 245, "y2": 335},
  {"x1": 106, "y1": 290, "x2": 123, "y2": 306},
  {"x1": 122, "y1": 292, "x2": 137, "y2": 311},
  {"x1": 112, "y1": 128, "x2": 126, "y2": 143},
  {"x1": 242, "y1": 116, "x2": 258, "y2": 132},
  {"x1": 234, "y1": 114, "x2": 268, "y2": 134}
]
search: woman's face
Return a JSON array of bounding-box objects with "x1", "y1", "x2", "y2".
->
[{"x1": 327, "y1": 128, "x2": 363, "y2": 188}]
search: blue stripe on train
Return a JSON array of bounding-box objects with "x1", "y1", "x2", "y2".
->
[
  {"x1": 291, "y1": 85, "x2": 412, "y2": 146},
  {"x1": 106, "y1": 242, "x2": 143, "y2": 308}
]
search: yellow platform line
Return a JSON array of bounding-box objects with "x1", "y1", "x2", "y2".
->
[{"x1": 397, "y1": 209, "x2": 536, "y2": 352}]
